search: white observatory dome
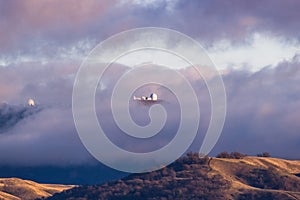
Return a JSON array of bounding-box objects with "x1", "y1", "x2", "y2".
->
[
  {"x1": 150, "y1": 93, "x2": 158, "y2": 101},
  {"x1": 28, "y1": 98, "x2": 35, "y2": 106}
]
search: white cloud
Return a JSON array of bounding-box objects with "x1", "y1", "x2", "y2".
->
[
  {"x1": 0, "y1": 39, "x2": 95, "y2": 67},
  {"x1": 115, "y1": 49, "x2": 189, "y2": 69},
  {"x1": 119, "y1": 0, "x2": 179, "y2": 12},
  {"x1": 207, "y1": 33, "x2": 300, "y2": 71}
]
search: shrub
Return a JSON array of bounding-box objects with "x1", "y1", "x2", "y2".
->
[
  {"x1": 176, "y1": 152, "x2": 209, "y2": 165},
  {"x1": 230, "y1": 151, "x2": 246, "y2": 159},
  {"x1": 217, "y1": 151, "x2": 246, "y2": 159},
  {"x1": 236, "y1": 167, "x2": 300, "y2": 192},
  {"x1": 257, "y1": 152, "x2": 271, "y2": 157},
  {"x1": 216, "y1": 151, "x2": 230, "y2": 158}
]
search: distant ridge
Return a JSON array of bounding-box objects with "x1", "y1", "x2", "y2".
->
[{"x1": 45, "y1": 154, "x2": 300, "y2": 200}]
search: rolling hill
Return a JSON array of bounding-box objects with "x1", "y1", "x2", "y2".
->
[
  {"x1": 1, "y1": 154, "x2": 299, "y2": 200},
  {"x1": 44, "y1": 154, "x2": 300, "y2": 200},
  {"x1": 0, "y1": 178, "x2": 74, "y2": 200}
]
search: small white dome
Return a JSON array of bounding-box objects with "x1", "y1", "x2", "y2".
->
[{"x1": 28, "y1": 99, "x2": 35, "y2": 106}]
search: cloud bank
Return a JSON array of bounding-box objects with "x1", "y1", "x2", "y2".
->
[
  {"x1": 1, "y1": 0, "x2": 300, "y2": 69},
  {"x1": 0, "y1": 55, "x2": 299, "y2": 167},
  {"x1": 0, "y1": 0, "x2": 299, "y2": 169}
]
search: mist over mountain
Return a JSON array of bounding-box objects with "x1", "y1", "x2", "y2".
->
[
  {"x1": 0, "y1": 103, "x2": 41, "y2": 134},
  {"x1": 0, "y1": 61, "x2": 299, "y2": 184},
  {"x1": 0, "y1": 164, "x2": 126, "y2": 185}
]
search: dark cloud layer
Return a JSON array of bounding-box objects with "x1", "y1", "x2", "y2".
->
[
  {"x1": 1, "y1": 0, "x2": 299, "y2": 62},
  {"x1": 0, "y1": 0, "x2": 116, "y2": 53}
]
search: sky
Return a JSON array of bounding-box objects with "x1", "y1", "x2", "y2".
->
[{"x1": 0, "y1": 0, "x2": 300, "y2": 176}]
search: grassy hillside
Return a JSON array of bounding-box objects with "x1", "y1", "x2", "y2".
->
[
  {"x1": 45, "y1": 154, "x2": 300, "y2": 200},
  {"x1": 0, "y1": 178, "x2": 74, "y2": 200},
  {"x1": 210, "y1": 156, "x2": 300, "y2": 199},
  {"x1": 1, "y1": 154, "x2": 299, "y2": 200}
]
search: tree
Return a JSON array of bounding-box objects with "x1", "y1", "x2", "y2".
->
[
  {"x1": 216, "y1": 151, "x2": 230, "y2": 158},
  {"x1": 257, "y1": 152, "x2": 271, "y2": 157},
  {"x1": 216, "y1": 151, "x2": 246, "y2": 159},
  {"x1": 230, "y1": 151, "x2": 246, "y2": 159}
]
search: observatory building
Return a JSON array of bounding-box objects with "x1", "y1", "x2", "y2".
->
[{"x1": 134, "y1": 93, "x2": 158, "y2": 101}]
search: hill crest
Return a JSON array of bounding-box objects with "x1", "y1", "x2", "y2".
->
[
  {"x1": 46, "y1": 155, "x2": 300, "y2": 200},
  {"x1": 0, "y1": 177, "x2": 74, "y2": 200}
]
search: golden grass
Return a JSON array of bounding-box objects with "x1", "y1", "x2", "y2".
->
[
  {"x1": 209, "y1": 157, "x2": 300, "y2": 197},
  {"x1": 0, "y1": 191, "x2": 20, "y2": 200},
  {"x1": 0, "y1": 157, "x2": 299, "y2": 199},
  {"x1": 0, "y1": 178, "x2": 75, "y2": 200}
]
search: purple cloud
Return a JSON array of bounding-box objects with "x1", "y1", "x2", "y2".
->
[
  {"x1": 0, "y1": 55, "x2": 299, "y2": 167},
  {"x1": 1, "y1": 0, "x2": 300, "y2": 64},
  {"x1": 0, "y1": 0, "x2": 299, "y2": 168},
  {"x1": 210, "y1": 55, "x2": 300, "y2": 158}
]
